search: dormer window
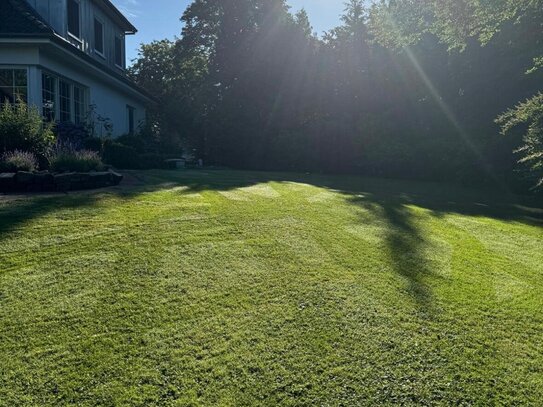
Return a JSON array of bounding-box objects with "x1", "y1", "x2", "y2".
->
[
  {"x1": 67, "y1": 0, "x2": 81, "y2": 38},
  {"x1": 94, "y1": 18, "x2": 105, "y2": 56}
]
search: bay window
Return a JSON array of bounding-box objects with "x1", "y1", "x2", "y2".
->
[
  {"x1": 42, "y1": 73, "x2": 57, "y2": 121},
  {"x1": 59, "y1": 81, "x2": 72, "y2": 122},
  {"x1": 74, "y1": 86, "x2": 85, "y2": 124},
  {"x1": 0, "y1": 69, "x2": 28, "y2": 104},
  {"x1": 42, "y1": 72, "x2": 87, "y2": 124}
]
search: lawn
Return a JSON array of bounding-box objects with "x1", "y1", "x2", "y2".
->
[{"x1": 0, "y1": 170, "x2": 542, "y2": 406}]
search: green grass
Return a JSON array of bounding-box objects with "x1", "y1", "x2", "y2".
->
[{"x1": 1, "y1": 170, "x2": 542, "y2": 406}]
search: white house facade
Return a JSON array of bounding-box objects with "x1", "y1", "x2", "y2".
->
[{"x1": 0, "y1": 0, "x2": 152, "y2": 137}]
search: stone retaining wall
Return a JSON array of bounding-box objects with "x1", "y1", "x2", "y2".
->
[{"x1": 0, "y1": 171, "x2": 123, "y2": 192}]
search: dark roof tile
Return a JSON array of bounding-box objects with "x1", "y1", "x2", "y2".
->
[{"x1": 0, "y1": 0, "x2": 54, "y2": 35}]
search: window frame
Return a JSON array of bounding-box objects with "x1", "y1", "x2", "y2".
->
[
  {"x1": 114, "y1": 34, "x2": 124, "y2": 69},
  {"x1": 93, "y1": 17, "x2": 105, "y2": 58},
  {"x1": 42, "y1": 72, "x2": 58, "y2": 121},
  {"x1": 41, "y1": 70, "x2": 88, "y2": 124},
  {"x1": 67, "y1": 0, "x2": 82, "y2": 40},
  {"x1": 59, "y1": 80, "x2": 72, "y2": 123},
  {"x1": 73, "y1": 85, "x2": 87, "y2": 125},
  {"x1": 127, "y1": 105, "x2": 135, "y2": 135},
  {"x1": 0, "y1": 67, "x2": 29, "y2": 104}
]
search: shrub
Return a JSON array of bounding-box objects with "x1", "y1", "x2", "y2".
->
[
  {"x1": 139, "y1": 153, "x2": 168, "y2": 170},
  {"x1": 0, "y1": 150, "x2": 38, "y2": 172},
  {"x1": 0, "y1": 100, "x2": 55, "y2": 155},
  {"x1": 102, "y1": 142, "x2": 140, "y2": 169},
  {"x1": 102, "y1": 142, "x2": 172, "y2": 170},
  {"x1": 55, "y1": 122, "x2": 91, "y2": 148},
  {"x1": 117, "y1": 134, "x2": 146, "y2": 153},
  {"x1": 49, "y1": 145, "x2": 104, "y2": 172},
  {"x1": 83, "y1": 137, "x2": 104, "y2": 153}
]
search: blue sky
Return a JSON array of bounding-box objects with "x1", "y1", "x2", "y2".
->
[{"x1": 111, "y1": 0, "x2": 346, "y2": 63}]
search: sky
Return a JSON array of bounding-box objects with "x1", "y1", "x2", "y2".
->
[{"x1": 111, "y1": 0, "x2": 346, "y2": 63}]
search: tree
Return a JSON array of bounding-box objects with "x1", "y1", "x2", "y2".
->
[
  {"x1": 369, "y1": 0, "x2": 543, "y2": 189},
  {"x1": 129, "y1": 0, "x2": 543, "y2": 190},
  {"x1": 129, "y1": 39, "x2": 208, "y2": 153},
  {"x1": 294, "y1": 9, "x2": 313, "y2": 38},
  {"x1": 497, "y1": 94, "x2": 543, "y2": 189}
]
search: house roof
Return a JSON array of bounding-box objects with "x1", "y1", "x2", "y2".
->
[
  {"x1": 0, "y1": 0, "x2": 153, "y2": 103},
  {"x1": 0, "y1": 0, "x2": 137, "y2": 36},
  {"x1": 0, "y1": 0, "x2": 55, "y2": 36},
  {"x1": 93, "y1": 0, "x2": 137, "y2": 34}
]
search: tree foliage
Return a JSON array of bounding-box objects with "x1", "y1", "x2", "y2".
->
[
  {"x1": 130, "y1": 0, "x2": 543, "y2": 191},
  {"x1": 497, "y1": 94, "x2": 543, "y2": 189},
  {"x1": 369, "y1": 0, "x2": 541, "y2": 51},
  {"x1": 368, "y1": 0, "x2": 543, "y2": 189}
]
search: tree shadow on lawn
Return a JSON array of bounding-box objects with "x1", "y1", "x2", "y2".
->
[
  {"x1": 0, "y1": 171, "x2": 175, "y2": 239},
  {"x1": 0, "y1": 169, "x2": 541, "y2": 312},
  {"x1": 0, "y1": 175, "x2": 151, "y2": 242},
  {"x1": 348, "y1": 195, "x2": 440, "y2": 313},
  {"x1": 167, "y1": 169, "x2": 543, "y2": 222},
  {"x1": 158, "y1": 169, "x2": 542, "y2": 312}
]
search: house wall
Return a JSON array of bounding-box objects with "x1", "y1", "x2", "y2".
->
[
  {"x1": 0, "y1": 44, "x2": 40, "y2": 65},
  {"x1": 88, "y1": 3, "x2": 127, "y2": 71},
  {"x1": 0, "y1": 43, "x2": 147, "y2": 137},
  {"x1": 0, "y1": 44, "x2": 42, "y2": 105},
  {"x1": 25, "y1": 0, "x2": 128, "y2": 73},
  {"x1": 39, "y1": 49, "x2": 146, "y2": 137}
]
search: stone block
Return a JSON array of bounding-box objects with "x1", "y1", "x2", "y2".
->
[
  {"x1": 15, "y1": 171, "x2": 36, "y2": 185},
  {"x1": 54, "y1": 173, "x2": 76, "y2": 191},
  {"x1": 108, "y1": 171, "x2": 123, "y2": 185},
  {"x1": 89, "y1": 172, "x2": 112, "y2": 186},
  {"x1": 0, "y1": 173, "x2": 16, "y2": 191},
  {"x1": 34, "y1": 172, "x2": 54, "y2": 184}
]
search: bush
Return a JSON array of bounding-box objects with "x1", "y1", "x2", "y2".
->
[
  {"x1": 139, "y1": 153, "x2": 169, "y2": 170},
  {"x1": 0, "y1": 100, "x2": 55, "y2": 155},
  {"x1": 55, "y1": 122, "x2": 91, "y2": 148},
  {"x1": 49, "y1": 145, "x2": 104, "y2": 172},
  {"x1": 102, "y1": 142, "x2": 172, "y2": 170},
  {"x1": 117, "y1": 134, "x2": 146, "y2": 153},
  {"x1": 83, "y1": 137, "x2": 104, "y2": 153},
  {"x1": 0, "y1": 150, "x2": 38, "y2": 172},
  {"x1": 102, "y1": 142, "x2": 140, "y2": 169}
]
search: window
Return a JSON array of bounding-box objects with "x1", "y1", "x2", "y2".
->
[
  {"x1": 42, "y1": 72, "x2": 87, "y2": 123},
  {"x1": 0, "y1": 69, "x2": 27, "y2": 103},
  {"x1": 127, "y1": 105, "x2": 135, "y2": 135},
  {"x1": 114, "y1": 35, "x2": 123, "y2": 67},
  {"x1": 67, "y1": 0, "x2": 80, "y2": 38},
  {"x1": 94, "y1": 18, "x2": 104, "y2": 55},
  {"x1": 59, "y1": 81, "x2": 72, "y2": 122},
  {"x1": 74, "y1": 86, "x2": 85, "y2": 124},
  {"x1": 42, "y1": 73, "x2": 57, "y2": 121}
]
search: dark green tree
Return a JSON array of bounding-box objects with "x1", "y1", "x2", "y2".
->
[{"x1": 369, "y1": 0, "x2": 543, "y2": 188}]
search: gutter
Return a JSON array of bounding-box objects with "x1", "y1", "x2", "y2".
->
[{"x1": 93, "y1": 0, "x2": 138, "y2": 35}]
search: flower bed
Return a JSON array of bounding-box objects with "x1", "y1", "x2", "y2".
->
[{"x1": 0, "y1": 170, "x2": 123, "y2": 193}]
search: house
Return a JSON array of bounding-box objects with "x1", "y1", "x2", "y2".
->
[{"x1": 0, "y1": 0, "x2": 151, "y2": 137}]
